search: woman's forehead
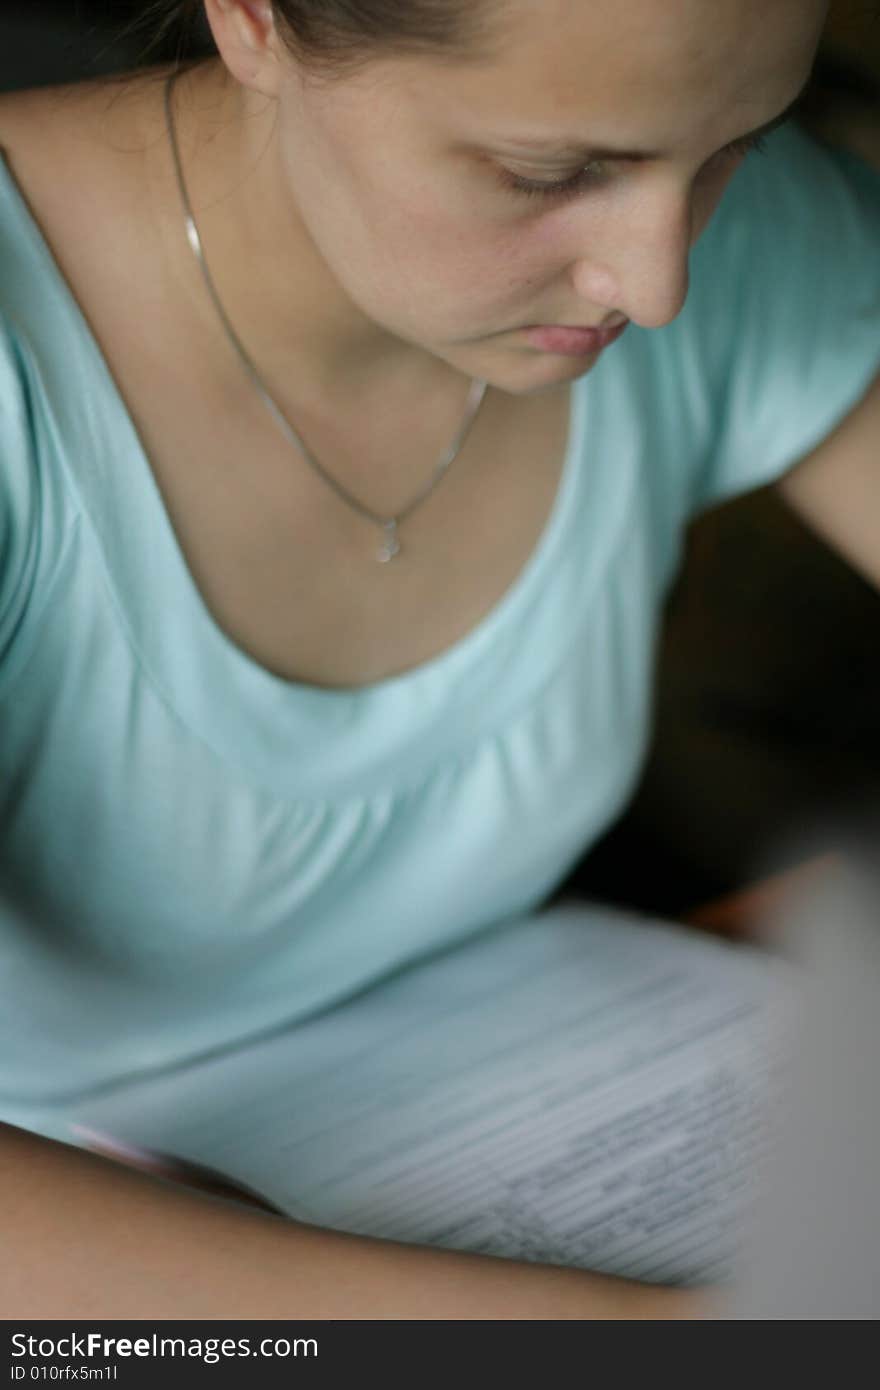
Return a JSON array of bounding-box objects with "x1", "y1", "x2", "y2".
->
[
  {"x1": 481, "y1": 0, "x2": 828, "y2": 61},
  {"x1": 361, "y1": 0, "x2": 826, "y2": 149}
]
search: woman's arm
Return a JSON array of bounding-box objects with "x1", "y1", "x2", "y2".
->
[
  {"x1": 0, "y1": 1121, "x2": 716, "y2": 1320},
  {"x1": 775, "y1": 366, "x2": 880, "y2": 593}
]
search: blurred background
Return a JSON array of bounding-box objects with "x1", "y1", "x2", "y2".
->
[{"x1": 1, "y1": 1, "x2": 878, "y2": 917}]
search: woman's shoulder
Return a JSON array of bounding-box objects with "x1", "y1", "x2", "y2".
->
[
  {"x1": 0, "y1": 74, "x2": 170, "y2": 511},
  {"x1": 0, "y1": 68, "x2": 185, "y2": 411},
  {"x1": 0, "y1": 70, "x2": 169, "y2": 268},
  {"x1": 0, "y1": 67, "x2": 166, "y2": 161}
]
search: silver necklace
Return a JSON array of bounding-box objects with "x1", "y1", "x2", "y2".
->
[{"x1": 164, "y1": 71, "x2": 489, "y2": 563}]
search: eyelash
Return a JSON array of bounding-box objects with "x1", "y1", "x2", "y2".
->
[{"x1": 497, "y1": 130, "x2": 771, "y2": 202}]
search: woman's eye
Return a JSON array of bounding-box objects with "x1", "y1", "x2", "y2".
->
[
  {"x1": 496, "y1": 159, "x2": 609, "y2": 203},
  {"x1": 497, "y1": 130, "x2": 770, "y2": 204}
]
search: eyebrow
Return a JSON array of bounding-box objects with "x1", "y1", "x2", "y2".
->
[{"x1": 490, "y1": 73, "x2": 815, "y2": 162}]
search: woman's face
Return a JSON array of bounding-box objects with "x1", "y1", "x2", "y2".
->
[{"x1": 245, "y1": 0, "x2": 828, "y2": 394}]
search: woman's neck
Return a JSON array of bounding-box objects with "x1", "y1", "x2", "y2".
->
[{"x1": 141, "y1": 59, "x2": 464, "y2": 413}]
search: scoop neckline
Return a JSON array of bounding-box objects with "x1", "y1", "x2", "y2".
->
[{"x1": 0, "y1": 143, "x2": 587, "y2": 709}]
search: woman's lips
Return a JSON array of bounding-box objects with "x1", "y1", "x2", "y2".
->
[{"x1": 522, "y1": 321, "x2": 629, "y2": 356}]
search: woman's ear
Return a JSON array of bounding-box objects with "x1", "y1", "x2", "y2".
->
[{"x1": 203, "y1": 0, "x2": 284, "y2": 97}]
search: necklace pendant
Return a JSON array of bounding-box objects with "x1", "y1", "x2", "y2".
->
[{"x1": 377, "y1": 521, "x2": 401, "y2": 563}]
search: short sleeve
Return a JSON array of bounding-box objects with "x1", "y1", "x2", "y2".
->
[
  {"x1": 689, "y1": 123, "x2": 880, "y2": 515},
  {"x1": 0, "y1": 312, "x2": 42, "y2": 677}
]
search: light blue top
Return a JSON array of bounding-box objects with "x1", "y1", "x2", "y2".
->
[{"x1": 2, "y1": 124, "x2": 880, "y2": 1138}]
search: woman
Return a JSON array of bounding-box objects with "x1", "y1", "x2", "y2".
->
[{"x1": 1, "y1": 0, "x2": 878, "y2": 1317}]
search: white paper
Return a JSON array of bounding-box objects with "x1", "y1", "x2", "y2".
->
[{"x1": 69, "y1": 901, "x2": 799, "y2": 1287}]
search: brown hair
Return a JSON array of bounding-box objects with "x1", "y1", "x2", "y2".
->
[{"x1": 133, "y1": 0, "x2": 509, "y2": 79}]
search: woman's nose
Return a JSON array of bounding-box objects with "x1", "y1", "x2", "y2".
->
[{"x1": 571, "y1": 183, "x2": 695, "y2": 330}]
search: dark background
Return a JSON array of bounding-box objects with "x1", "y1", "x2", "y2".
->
[{"x1": 2, "y1": 2, "x2": 879, "y2": 916}]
